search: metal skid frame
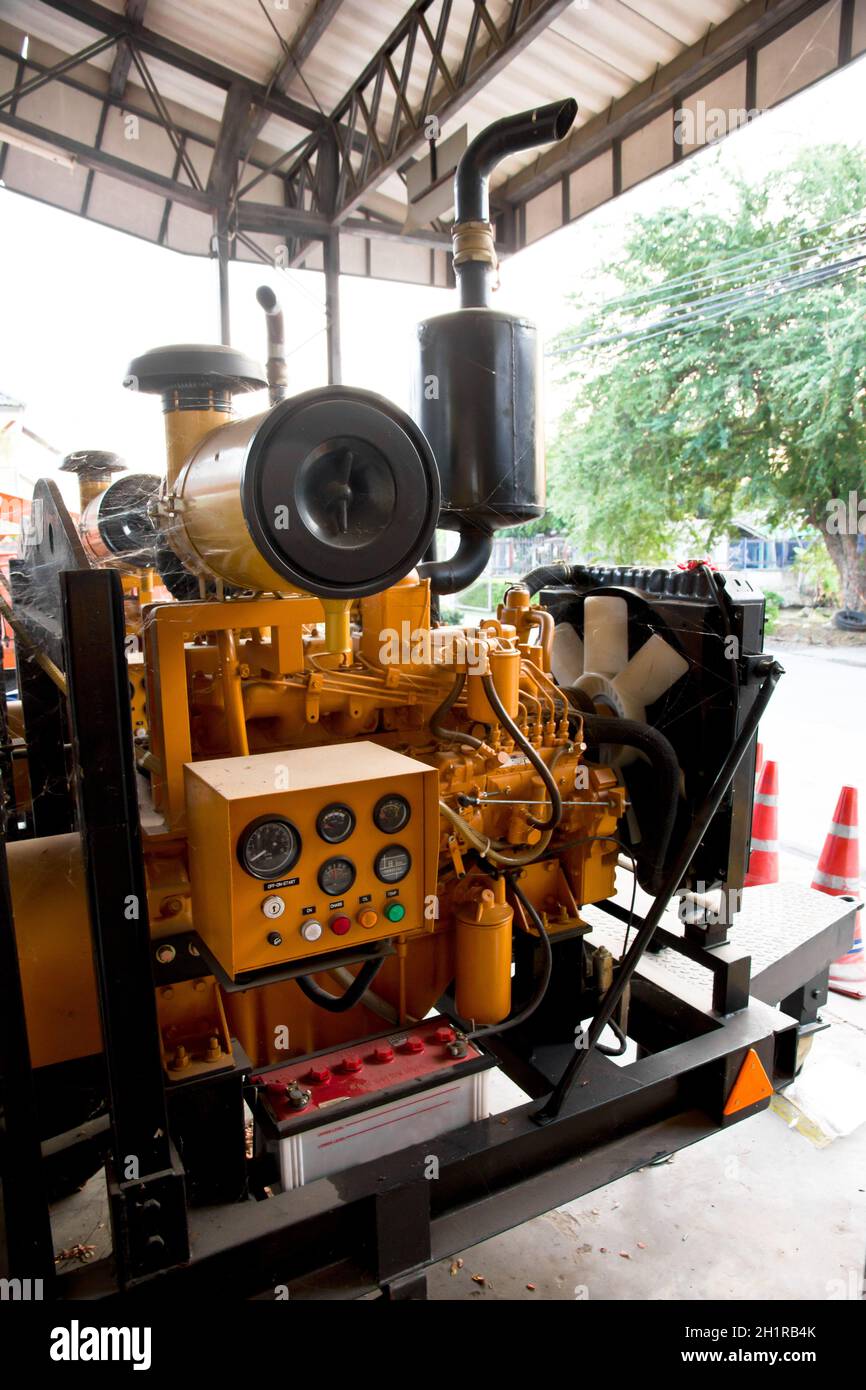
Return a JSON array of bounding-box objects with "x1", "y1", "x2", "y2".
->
[{"x1": 0, "y1": 568, "x2": 857, "y2": 1300}]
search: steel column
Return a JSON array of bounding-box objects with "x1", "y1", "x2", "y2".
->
[
  {"x1": 216, "y1": 214, "x2": 231, "y2": 345},
  {"x1": 324, "y1": 231, "x2": 342, "y2": 384},
  {"x1": 60, "y1": 569, "x2": 188, "y2": 1284}
]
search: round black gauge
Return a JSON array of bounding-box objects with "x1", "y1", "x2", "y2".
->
[
  {"x1": 238, "y1": 816, "x2": 301, "y2": 881},
  {"x1": 316, "y1": 803, "x2": 356, "y2": 844},
  {"x1": 374, "y1": 845, "x2": 412, "y2": 884},
  {"x1": 373, "y1": 793, "x2": 411, "y2": 835},
  {"x1": 317, "y1": 856, "x2": 356, "y2": 896}
]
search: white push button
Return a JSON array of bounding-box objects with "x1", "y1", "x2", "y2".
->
[
  {"x1": 300, "y1": 920, "x2": 323, "y2": 942},
  {"x1": 262, "y1": 895, "x2": 286, "y2": 919}
]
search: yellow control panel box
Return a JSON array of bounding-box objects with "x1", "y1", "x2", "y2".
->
[{"x1": 184, "y1": 742, "x2": 439, "y2": 979}]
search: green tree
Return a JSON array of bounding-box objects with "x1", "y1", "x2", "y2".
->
[{"x1": 549, "y1": 146, "x2": 866, "y2": 607}]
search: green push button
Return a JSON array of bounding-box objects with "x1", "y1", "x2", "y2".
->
[{"x1": 384, "y1": 902, "x2": 406, "y2": 923}]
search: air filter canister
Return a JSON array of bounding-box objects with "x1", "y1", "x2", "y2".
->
[{"x1": 170, "y1": 386, "x2": 441, "y2": 599}]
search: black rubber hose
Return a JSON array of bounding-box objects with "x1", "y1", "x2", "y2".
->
[
  {"x1": 538, "y1": 658, "x2": 784, "y2": 1120},
  {"x1": 594, "y1": 1017, "x2": 627, "y2": 1057},
  {"x1": 294, "y1": 956, "x2": 385, "y2": 1014},
  {"x1": 417, "y1": 521, "x2": 493, "y2": 595},
  {"x1": 519, "y1": 562, "x2": 576, "y2": 597},
  {"x1": 481, "y1": 672, "x2": 562, "y2": 831},
  {"x1": 579, "y1": 711, "x2": 680, "y2": 895},
  {"x1": 429, "y1": 671, "x2": 486, "y2": 751}
]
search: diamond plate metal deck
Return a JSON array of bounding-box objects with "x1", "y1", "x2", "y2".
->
[{"x1": 583, "y1": 882, "x2": 860, "y2": 1015}]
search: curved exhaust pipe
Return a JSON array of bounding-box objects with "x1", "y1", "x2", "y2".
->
[
  {"x1": 418, "y1": 522, "x2": 493, "y2": 596},
  {"x1": 416, "y1": 100, "x2": 577, "y2": 599},
  {"x1": 256, "y1": 284, "x2": 288, "y2": 406},
  {"x1": 453, "y1": 99, "x2": 577, "y2": 308}
]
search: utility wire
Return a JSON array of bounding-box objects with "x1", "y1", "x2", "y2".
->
[
  {"x1": 554, "y1": 225, "x2": 866, "y2": 350},
  {"x1": 552, "y1": 253, "x2": 866, "y2": 359},
  {"x1": 562, "y1": 204, "x2": 866, "y2": 323}
]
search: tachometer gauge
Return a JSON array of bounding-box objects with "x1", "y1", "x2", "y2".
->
[
  {"x1": 374, "y1": 845, "x2": 412, "y2": 884},
  {"x1": 317, "y1": 856, "x2": 356, "y2": 896},
  {"x1": 373, "y1": 793, "x2": 411, "y2": 835},
  {"x1": 238, "y1": 817, "x2": 301, "y2": 880},
  {"x1": 316, "y1": 803, "x2": 356, "y2": 844}
]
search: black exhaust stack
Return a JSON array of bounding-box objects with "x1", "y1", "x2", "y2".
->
[{"x1": 414, "y1": 100, "x2": 577, "y2": 596}]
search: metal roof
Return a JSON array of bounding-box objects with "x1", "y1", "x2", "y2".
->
[{"x1": 0, "y1": 0, "x2": 862, "y2": 292}]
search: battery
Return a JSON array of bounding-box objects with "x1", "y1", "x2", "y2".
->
[{"x1": 253, "y1": 1017, "x2": 494, "y2": 1190}]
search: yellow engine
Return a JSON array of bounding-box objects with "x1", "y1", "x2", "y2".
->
[{"x1": 6, "y1": 127, "x2": 630, "y2": 1117}]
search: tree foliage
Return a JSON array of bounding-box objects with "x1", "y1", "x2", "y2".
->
[{"x1": 549, "y1": 146, "x2": 866, "y2": 605}]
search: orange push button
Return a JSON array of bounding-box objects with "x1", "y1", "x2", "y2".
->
[{"x1": 357, "y1": 909, "x2": 379, "y2": 929}]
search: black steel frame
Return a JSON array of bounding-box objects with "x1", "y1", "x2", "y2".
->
[{"x1": 55, "y1": 982, "x2": 801, "y2": 1302}]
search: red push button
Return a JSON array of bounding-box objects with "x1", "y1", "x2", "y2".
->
[
  {"x1": 433, "y1": 1026, "x2": 455, "y2": 1045},
  {"x1": 305, "y1": 1066, "x2": 331, "y2": 1085},
  {"x1": 372, "y1": 1045, "x2": 394, "y2": 1065},
  {"x1": 337, "y1": 1055, "x2": 363, "y2": 1074},
  {"x1": 400, "y1": 1036, "x2": 424, "y2": 1055},
  {"x1": 330, "y1": 915, "x2": 351, "y2": 936}
]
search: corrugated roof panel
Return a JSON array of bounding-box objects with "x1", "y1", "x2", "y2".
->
[
  {"x1": 1, "y1": 0, "x2": 124, "y2": 58},
  {"x1": 165, "y1": 199, "x2": 212, "y2": 255},
  {"x1": 0, "y1": 0, "x2": 856, "y2": 287},
  {"x1": 143, "y1": 0, "x2": 309, "y2": 87},
  {"x1": 16, "y1": 64, "x2": 103, "y2": 144},
  {"x1": 86, "y1": 165, "x2": 166, "y2": 238},
  {"x1": 624, "y1": 0, "x2": 738, "y2": 45},
  {"x1": 99, "y1": 103, "x2": 178, "y2": 179},
  {"x1": 3, "y1": 143, "x2": 90, "y2": 209}
]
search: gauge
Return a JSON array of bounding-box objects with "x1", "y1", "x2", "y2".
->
[
  {"x1": 374, "y1": 844, "x2": 412, "y2": 884},
  {"x1": 317, "y1": 856, "x2": 356, "y2": 896},
  {"x1": 238, "y1": 817, "x2": 301, "y2": 881},
  {"x1": 373, "y1": 793, "x2": 411, "y2": 835},
  {"x1": 316, "y1": 803, "x2": 356, "y2": 844}
]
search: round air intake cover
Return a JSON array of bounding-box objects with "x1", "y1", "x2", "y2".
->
[{"x1": 174, "y1": 386, "x2": 441, "y2": 599}]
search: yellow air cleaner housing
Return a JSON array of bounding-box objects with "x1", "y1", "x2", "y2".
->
[{"x1": 125, "y1": 345, "x2": 441, "y2": 600}]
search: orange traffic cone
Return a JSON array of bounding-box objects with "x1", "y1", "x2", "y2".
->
[
  {"x1": 744, "y1": 759, "x2": 779, "y2": 887},
  {"x1": 755, "y1": 741, "x2": 764, "y2": 782},
  {"x1": 811, "y1": 787, "x2": 864, "y2": 999}
]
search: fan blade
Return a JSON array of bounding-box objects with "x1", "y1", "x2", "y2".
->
[
  {"x1": 612, "y1": 633, "x2": 689, "y2": 711},
  {"x1": 551, "y1": 624, "x2": 584, "y2": 687},
  {"x1": 582, "y1": 595, "x2": 629, "y2": 677}
]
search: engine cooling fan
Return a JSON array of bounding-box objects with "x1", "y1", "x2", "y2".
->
[{"x1": 551, "y1": 593, "x2": 689, "y2": 764}]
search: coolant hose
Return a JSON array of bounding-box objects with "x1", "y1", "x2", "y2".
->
[
  {"x1": 580, "y1": 712, "x2": 680, "y2": 895},
  {"x1": 481, "y1": 673, "x2": 563, "y2": 830},
  {"x1": 519, "y1": 562, "x2": 576, "y2": 597}
]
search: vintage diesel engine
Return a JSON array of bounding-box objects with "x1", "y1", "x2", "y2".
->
[{"x1": 2, "y1": 104, "x2": 852, "y2": 1301}]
